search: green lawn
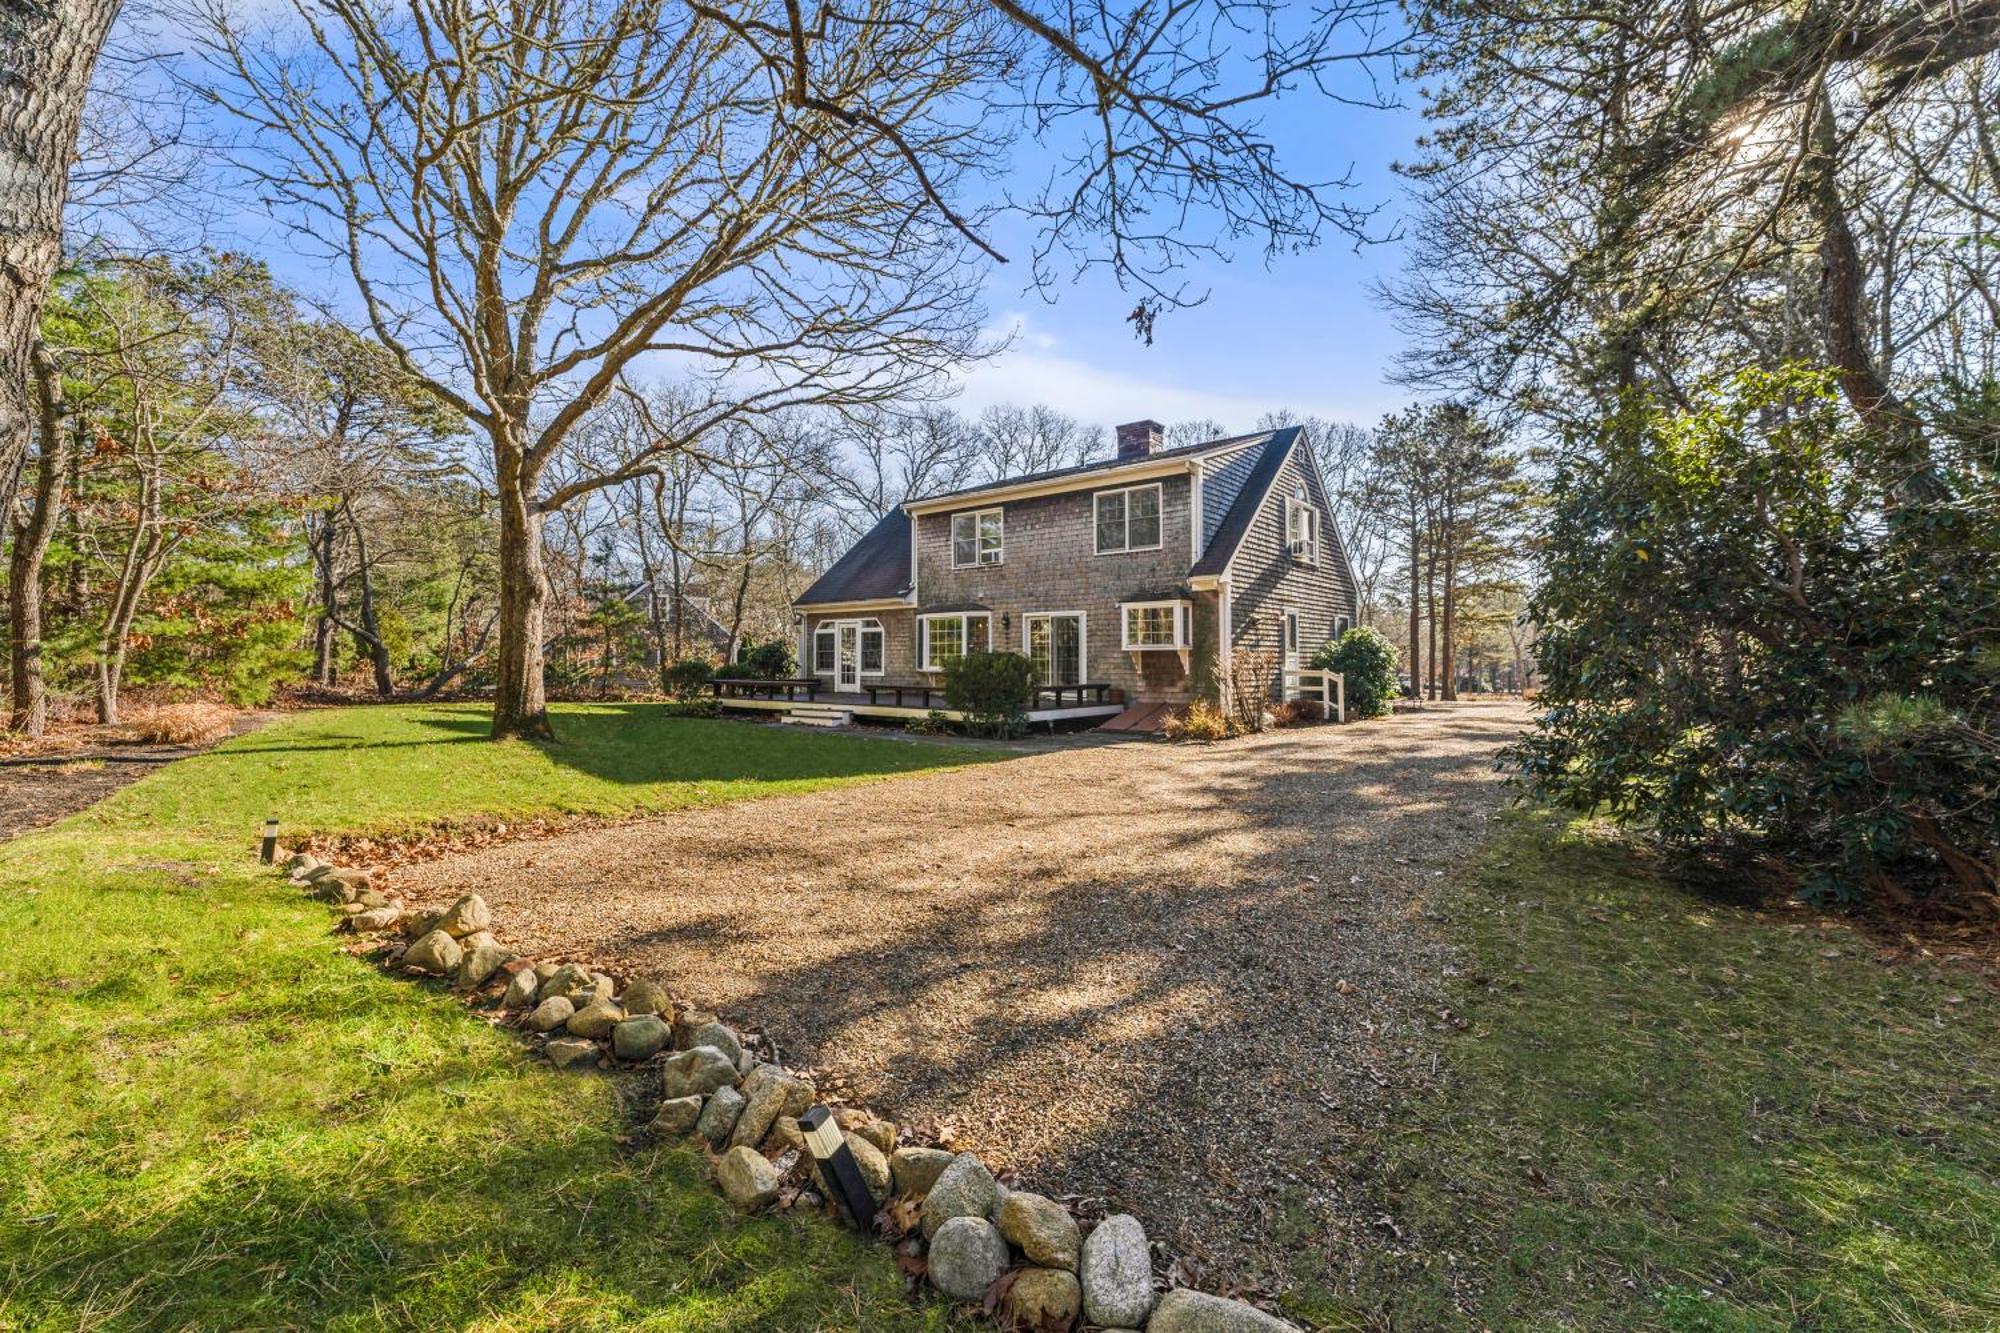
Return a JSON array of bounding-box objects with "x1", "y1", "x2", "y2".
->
[
  {"x1": 0, "y1": 704, "x2": 981, "y2": 1331},
  {"x1": 1297, "y1": 811, "x2": 2000, "y2": 1332}
]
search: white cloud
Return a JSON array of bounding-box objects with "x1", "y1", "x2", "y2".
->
[{"x1": 951, "y1": 312, "x2": 1344, "y2": 432}]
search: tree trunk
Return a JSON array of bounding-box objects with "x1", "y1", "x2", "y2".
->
[
  {"x1": 9, "y1": 340, "x2": 69, "y2": 734},
  {"x1": 1440, "y1": 544, "x2": 1458, "y2": 702},
  {"x1": 1406, "y1": 510, "x2": 1421, "y2": 699},
  {"x1": 344, "y1": 497, "x2": 392, "y2": 695},
  {"x1": 311, "y1": 510, "x2": 339, "y2": 684},
  {"x1": 491, "y1": 477, "x2": 552, "y2": 739},
  {"x1": 1423, "y1": 539, "x2": 1439, "y2": 700},
  {"x1": 0, "y1": 0, "x2": 122, "y2": 520}
]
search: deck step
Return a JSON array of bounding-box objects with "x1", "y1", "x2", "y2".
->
[
  {"x1": 782, "y1": 705, "x2": 853, "y2": 727},
  {"x1": 1095, "y1": 701, "x2": 1178, "y2": 733}
]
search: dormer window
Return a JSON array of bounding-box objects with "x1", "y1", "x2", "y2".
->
[
  {"x1": 1286, "y1": 486, "x2": 1320, "y2": 565},
  {"x1": 952, "y1": 508, "x2": 1004, "y2": 567}
]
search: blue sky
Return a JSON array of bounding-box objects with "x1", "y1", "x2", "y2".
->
[
  {"x1": 950, "y1": 86, "x2": 1430, "y2": 435},
  {"x1": 154, "y1": 8, "x2": 1429, "y2": 439}
]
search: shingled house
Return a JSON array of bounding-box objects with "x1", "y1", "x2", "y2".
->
[{"x1": 738, "y1": 421, "x2": 1359, "y2": 725}]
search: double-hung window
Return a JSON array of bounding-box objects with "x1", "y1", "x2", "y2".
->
[
  {"x1": 1119, "y1": 600, "x2": 1189, "y2": 651},
  {"x1": 951, "y1": 509, "x2": 1004, "y2": 567},
  {"x1": 813, "y1": 626, "x2": 837, "y2": 674},
  {"x1": 1286, "y1": 487, "x2": 1321, "y2": 564},
  {"x1": 918, "y1": 612, "x2": 990, "y2": 670},
  {"x1": 1095, "y1": 484, "x2": 1163, "y2": 554}
]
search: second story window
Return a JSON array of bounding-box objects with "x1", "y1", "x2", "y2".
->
[
  {"x1": 952, "y1": 508, "x2": 1004, "y2": 567},
  {"x1": 1286, "y1": 486, "x2": 1321, "y2": 564},
  {"x1": 1095, "y1": 483, "x2": 1163, "y2": 554}
]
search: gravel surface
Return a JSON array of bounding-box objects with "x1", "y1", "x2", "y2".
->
[{"x1": 398, "y1": 699, "x2": 1531, "y2": 1295}]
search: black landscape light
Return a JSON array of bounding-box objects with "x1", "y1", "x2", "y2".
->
[
  {"x1": 800, "y1": 1105, "x2": 877, "y2": 1229},
  {"x1": 260, "y1": 817, "x2": 280, "y2": 864}
]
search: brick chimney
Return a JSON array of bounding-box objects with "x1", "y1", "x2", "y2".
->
[{"x1": 1115, "y1": 419, "x2": 1164, "y2": 460}]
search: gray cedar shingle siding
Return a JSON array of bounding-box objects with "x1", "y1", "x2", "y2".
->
[
  {"x1": 1226, "y1": 445, "x2": 1357, "y2": 698},
  {"x1": 916, "y1": 476, "x2": 1199, "y2": 700},
  {"x1": 791, "y1": 425, "x2": 1361, "y2": 706}
]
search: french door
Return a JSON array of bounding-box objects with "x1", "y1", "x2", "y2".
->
[
  {"x1": 837, "y1": 624, "x2": 860, "y2": 690},
  {"x1": 1024, "y1": 613, "x2": 1084, "y2": 687}
]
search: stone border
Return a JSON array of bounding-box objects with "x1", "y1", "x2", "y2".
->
[{"x1": 282, "y1": 850, "x2": 1300, "y2": 1333}]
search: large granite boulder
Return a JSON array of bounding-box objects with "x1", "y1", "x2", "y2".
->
[
  {"x1": 1080, "y1": 1214, "x2": 1155, "y2": 1328},
  {"x1": 926, "y1": 1216, "x2": 1009, "y2": 1301},
  {"x1": 919, "y1": 1153, "x2": 1001, "y2": 1239}
]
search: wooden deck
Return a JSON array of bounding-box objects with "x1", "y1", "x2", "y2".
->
[{"x1": 713, "y1": 689, "x2": 1124, "y2": 726}]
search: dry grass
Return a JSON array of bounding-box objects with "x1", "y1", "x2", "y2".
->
[{"x1": 121, "y1": 701, "x2": 237, "y2": 746}]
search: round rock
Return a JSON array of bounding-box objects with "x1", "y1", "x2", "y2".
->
[
  {"x1": 999, "y1": 1191, "x2": 1080, "y2": 1269},
  {"x1": 651, "y1": 1093, "x2": 705, "y2": 1137},
  {"x1": 1147, "y1": 1289, "x2": 1295, "y2": 1332},
  {"x1": 681, "y1": 1020, "x2": 742, "y2": 1066},
  {"x1": 1081, "y1": 1214, "x2": 1155, "y2": 1328},
  {"x1": 501, "y1": 968, "x2": 540, "y2": 1009},
  {"x1": 622, "y1": 977, "x2": 670, "y2": 1015},
  {"x1": 540, "y1": 962, "x2": 595, "y2": 1002},
  {"x1": 402, "y1": 928, "x2": 462, "y2": 975},
  {"x1": 890, "y1": 1146, "x2": 956, "y2": 1199},
  {"x1": 661, "y1": 1044, "x2": 739, "y2": 1100},
  {"x1": 566, "y1": 998, "x2": 625, "y2": 1040},
  {"x1": 545, "y1": 1037, "x2": 602, "y2": 1072},
  {"x1": 612, "y1": 1014, "x2": 671, "y2": 1061},
  {"x1": 919, "y1": 1153, "x2": 1001, "y2": 1238},
  {"x1": 1009, "y1": 1267, "x2": 1082, "y2": 1327},
  {"x1": 526, "y1": 995, "x2": 575, "y2": 1033},
  {"x1": 715, "y1": 1144, "x2": 780, "y2": 1212},
  {"x1": 435, "y1": 893, "x2": 491, "y2": 938},
  {"x1": 927, "y1": 1215, "x2": 1009, "y2": 1301},
  {"x1": 695, "y1": 1084, "x2": 746, "y2": 1147}
]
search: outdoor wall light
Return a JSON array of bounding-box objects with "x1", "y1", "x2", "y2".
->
[
  {"x1": 1002, "y1": 612, "x2": 1011, "y2": 634},
  {"x1": 800, "y1": 1105, "x2": 877, "y2": 1229}
]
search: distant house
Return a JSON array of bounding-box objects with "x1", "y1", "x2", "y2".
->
[{"x1": 780, "y1": 420, "x2": 1358, "y2": 718}]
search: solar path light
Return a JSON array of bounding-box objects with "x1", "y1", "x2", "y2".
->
[
  {"x1": 260, "y1": 818, "x2": 280, "y2": 864},
  {"x1": 800, "y1": 1105, "x2": 877, "y2": 1229}
]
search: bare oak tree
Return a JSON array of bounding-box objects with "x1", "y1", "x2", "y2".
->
[{"x1": 195, "y1": 0, "x2": 1397, "y2": 738}]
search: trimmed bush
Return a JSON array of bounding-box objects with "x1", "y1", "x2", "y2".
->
[
  {"x1": 1163, "y1": 699, "x2": 1238, "y2": 742},
  {"x1": 733, "y1": 639, "x2": 795, "y2": 679},
  {"x1": 942, "y1": 651, "x2": 1036, "y2": 737},
  {"x1": 1311, "y1": 626, "x2": 1400, "y2": 719},
  {"x1": 660, "y1": 656, "x2": 715, "y2": 700}
]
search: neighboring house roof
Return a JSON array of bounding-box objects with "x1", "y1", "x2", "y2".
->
[
  {"x1": 1191, "y1": 426, "x2": 1305, "y2": 577},
  {"x1": 795, "y1": 509, "x2": 912, "y2": 606}
]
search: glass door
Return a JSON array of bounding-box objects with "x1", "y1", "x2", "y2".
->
[
  {"x1": 1025, "y1": 614, "x2": 1084, "y2": 686},
  {"x1": 837, "y1": 624, "x2": 860, "y2": 690}
]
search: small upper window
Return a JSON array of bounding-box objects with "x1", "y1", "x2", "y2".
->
[
  {"x1": 1286, "y1": 487, "x2": 1320, "y2": 564},
  {"x1": 1095, "y1": 484, "x2": 1163, "y2": 554},
  {"x1": 952, "y1": 509, "x2": 1004, "y2": 567},
  {"x1": 1333, "y1": 614, "x2": 1351, "y2": 640}
]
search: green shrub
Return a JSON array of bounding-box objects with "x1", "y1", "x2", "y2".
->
[
  {"x1": 660, "y1": 656, "x2": 715, "y2": 699},
  {"x1": 1311, "y1": 625, "x2": 1400, "y2": 718},
  {"x1": 942, "y1": 650, "x2": 1037, "y2": 737},
  {"x1": 732, "y1": 639, "x2": 795, "y2": 679},
  {"x1": 1508, "y1": 365, "x2": 1999, "y2": 906},
  {"x1": 659, "y1": 696, "x2": 721, "y2": 718},
  {"x1": 905, "y1": 709, "x2": 955, "y2": 736}
]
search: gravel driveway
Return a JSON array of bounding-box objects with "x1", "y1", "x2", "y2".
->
[{"x1": 399, "y1": 699, "x2": 1530, "y2": 1296}]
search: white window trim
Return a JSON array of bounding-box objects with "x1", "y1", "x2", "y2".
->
[
  {"x1": 811, "y1": 618, "x2": 888, "y2": 678},
  {"x1": 1020, "y1": 610, "x2": 1089, "y2": 686},
  {"x1": 951, "y1": 508, "x2": 1005, "y2": 569},
  {"x1": 1118, "y1": 599, "x2": 1191, "y2": 651},
  {"x1": 1286, "y1": 492, "x2": 1321, "y2": 566},
  {"x1": 917, "y1": 611, "x2": 991, "y2": 671},
  {"x1": 1094, "y1": 483, "x2": 1165, "y2": 555}
]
